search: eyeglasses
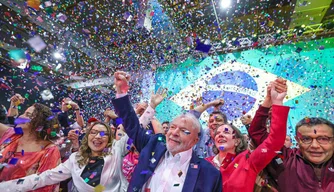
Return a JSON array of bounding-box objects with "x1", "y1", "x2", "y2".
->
[
  {"x1": 89, "y1": 130, "x2": 110, "y2": 137},
  {"x1": 298, "y1": 136, "x2": 334, "y2": 145}
]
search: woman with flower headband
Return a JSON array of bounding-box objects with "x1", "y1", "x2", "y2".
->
[
  {"x1": 205, "y1": 81, "x2": 290, "y2": 192},
  {"x1": 0, "y1": 96, "x2": 61, "y2": 192}
]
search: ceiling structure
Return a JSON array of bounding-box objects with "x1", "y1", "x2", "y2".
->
[{"x1": 0, "y1": 0, "x2": 333, "y2": 91}]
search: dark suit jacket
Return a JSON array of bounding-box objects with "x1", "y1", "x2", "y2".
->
[{"x1": 113, "y1": 95, "x2": 222, "y2": 192}]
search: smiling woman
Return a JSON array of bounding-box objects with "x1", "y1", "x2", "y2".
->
[
  {"x1": 0, "y1": 102, "x2": 61, "y2": 192},
  {"x1": 76, "y1": 122, "x2": 114, "y2": 167},
  {"x1": 205, "y1": 80, "x2": 290, "y2": 192},
  {"x1": 0, "y1": 122, "x2": 130, "y2": 192}
]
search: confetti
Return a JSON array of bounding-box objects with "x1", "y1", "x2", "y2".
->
[
  {"x1": 9, "y1": 158, "x2": 18, "y2": 165},
  {"x1": 127, "y1": 138, "x2": 134, "y2": 145},
  {"x1": 115, "y1": 118, "x2": 123, "y2": 125},
  {"x1": 9, "y1": 50, "x2": 26, "y2": 63},
  {"x1": 275, "y1": 158, "x2": 283, "y2": 165},
  {"x1": 27, "y1": 36, "x2": 47, "y2": 52},
  {"x1": 140, "y1": 170, "x2": 149, "y2": 174},
  {"x1": 89, "y1": 172, "x2": 97, "y2": 179},
  {"x1": 94, "y1": 184, "x2": 106, "y2": 192},
  {"x1": 178, "y1": 170, "x2": 183, "y2": 177},
  {"x1": 14, "y1": 118, "x2": 31, "y2": 125},
  {"x1": 150, "y1": 158, "x2": 156, "y2": 164},
  {"x1": 51, "y1": 131, "x2": 57, "y2": 137},
  {"x1": 47, "y1": 115, "x2": 55, "y2": 120},
  {"x1": 27, "y1": 0, "x2": 40, "y2": 10},
  {"x1": 195, "y1": 40, "x2": 212, "y2": 53},
  {"x1": 4, "y1": 138, "x2": 11, "y2": 144},
  {"x1": 183, "y1": 130, "x2": 191, "y2": 135},
  {"x1": 14, "y1": 127, "x2": 24, "y2": 135},
  {"x1": 36, "y1": 126, "x2": 44, "y2": 132},
  {"x1": 17, "y1": 179, "x2": 24, "y2": 184}
]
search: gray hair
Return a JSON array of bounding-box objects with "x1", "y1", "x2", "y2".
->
[{"x1": 172, "y1": 113, "x2": 202, "y2": 138}]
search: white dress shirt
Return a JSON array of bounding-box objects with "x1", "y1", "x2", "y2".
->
[{"x1": 143, "y1": 148, "x2": 193, "y2": 192}]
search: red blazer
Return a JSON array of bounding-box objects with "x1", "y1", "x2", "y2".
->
[{"x1": 206, "y1": 105, "x2": 290, "y2": 192}]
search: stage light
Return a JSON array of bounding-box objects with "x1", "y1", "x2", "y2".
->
[
  {"x1": 220, "y1": 0, "x2": 231, "y2": 9},
  {"x1": 53, "y1": 52, "x2": 62, "y2": 59}
]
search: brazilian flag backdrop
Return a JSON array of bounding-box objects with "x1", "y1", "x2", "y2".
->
[{"x1": 151, "y1": 37, "x2": 334, "y2": 144}]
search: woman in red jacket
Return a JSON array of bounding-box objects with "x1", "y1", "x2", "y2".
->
[{"x1": 206, "y1": 82, "x2": 290, "y2": 192}]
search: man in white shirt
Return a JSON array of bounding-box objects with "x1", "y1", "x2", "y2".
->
[{"x1": 112, "y1": 71, "x2": 222, "y2": 192}]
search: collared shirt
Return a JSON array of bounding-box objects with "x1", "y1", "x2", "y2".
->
[
  {"x1": 210, "y1": 153, "x2": 237, "y2": 170},
  {"x1": 143, "y1": 148, "x2": 193, "y2": 192}
]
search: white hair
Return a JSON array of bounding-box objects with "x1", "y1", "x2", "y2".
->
[{"x1": 172, "y1": 113, "x2": 201, "y2": 137}]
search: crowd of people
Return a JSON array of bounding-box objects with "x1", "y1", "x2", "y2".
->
[{"x1": 0, "y1": 71, "x2": 333, "y2": 192}]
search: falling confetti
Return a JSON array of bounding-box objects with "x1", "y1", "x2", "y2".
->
[{"x1": 94, "y1": 185, "x2": 106, "y2": 192}]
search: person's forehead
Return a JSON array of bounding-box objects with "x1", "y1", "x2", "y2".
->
[
  {"x1": 298, "y1": 124, "x2": 333, "y2": 136},
  {"x1": 91, "y1": 124, "x2": 108, "y2": 131},
  {"x1": 172, "y1": 117, "x2": 193, "y2": 129},
  {"x1": 217, "y1": 124, "x2": 232, "y2": 131},
  {"x1": 26, "y1": 106, "x2": 35, "y2": 113},
  {"x1": 209, "y1": 114, "x2": 224, "y2": 120}
]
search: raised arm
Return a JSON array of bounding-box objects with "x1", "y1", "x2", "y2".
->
[
  {"x1": 0, "y1": 154, "x2": 73, "y2": 191},
  {"x1": 112, "y1": 71, "x2": 165, "y2": 152},
  {"x1": 151, "y1": 117, "x2": 164, "y2": 134},
  {"x1": 142, "y1": 88, "x2": 166, "y2": 134},
  {"x1": 248, "y1": 79, "x2": 287, "y2": 146},
  {"x1": 248, "y1": 82, "x2": 290, "y2": 173},
  {"x1": 190, "y1": 98, "x2": 224, "y2": 118},
  {"x1": 70, "y1": 100, "x2": 84, "y2": 128}
]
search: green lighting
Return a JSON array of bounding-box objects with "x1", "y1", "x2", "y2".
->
[{"x1": 31, "y1": 65, "x2": 43, "y2": 71}]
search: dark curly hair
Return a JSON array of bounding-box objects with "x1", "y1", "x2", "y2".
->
[{"x1": 29, "y1": 103, "x2": 60, "y2": 140}]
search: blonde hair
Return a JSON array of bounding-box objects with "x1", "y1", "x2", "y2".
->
[{"x1": 76, "y1": 122, "x2": 114, "y2": 167}]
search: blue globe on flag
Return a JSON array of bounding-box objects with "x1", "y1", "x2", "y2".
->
[{"x1": 202, "y1": 71, "x2": 258, "y2": 121}]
